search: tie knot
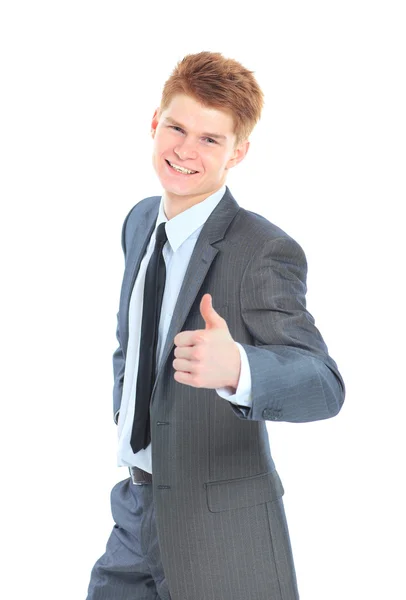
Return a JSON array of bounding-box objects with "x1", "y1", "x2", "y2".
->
[{"x1": 155, "y1": 222, "x2": 167, "y2": 247}]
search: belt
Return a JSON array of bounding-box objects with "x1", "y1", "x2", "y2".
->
[{"x1": 129, "y1": 466, "x2": 153, "y2": 485}]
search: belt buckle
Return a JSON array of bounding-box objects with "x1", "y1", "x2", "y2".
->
[{"x1": 129, "y1": 467, "x2": 150, "y2": 485}]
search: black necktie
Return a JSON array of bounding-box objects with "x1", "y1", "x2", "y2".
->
[{"x1": 130, "y1": 222, "x2": 168, "y2": 453}]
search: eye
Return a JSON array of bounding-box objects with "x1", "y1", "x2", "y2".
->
[{"x1": 169, "y1": 126, "x2": 217, "y2": 145}]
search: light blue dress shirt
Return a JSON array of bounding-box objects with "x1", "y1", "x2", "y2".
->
[{"x1": 116, "y1": 185, "x2": 252, "y2": 472}]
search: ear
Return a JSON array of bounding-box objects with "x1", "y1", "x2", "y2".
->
[
  {"x1": 225, "y1": 140, "x2": 250, "y2": 170},
  {"x1": 151, "y1": 107, "x2": 161, "y2": 138}
]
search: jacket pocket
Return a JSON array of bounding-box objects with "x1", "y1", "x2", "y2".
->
[{"x1": 204, "y1": 469, "x2": 284, "y2": 513}]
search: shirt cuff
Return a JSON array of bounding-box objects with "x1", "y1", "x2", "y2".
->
[{"x1": 216, "y1": 343, "x2": 252, "y2": 408}]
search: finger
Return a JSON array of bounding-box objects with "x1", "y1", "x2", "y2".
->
[
  {"x1": 174, "y1": 330, "x2": 202, "y2": 347},
  {"x1": 173, "y1": 357, "x2": 197, "y2": 373},
  {"x1": 174, "y1": 346, "x2": 195, "y2": 359},
  {"x1": 174, "y1": 370, "x2": 195, "y2": 386}
]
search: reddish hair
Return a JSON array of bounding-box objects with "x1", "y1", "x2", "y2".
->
[{"x1": 159, "y1": 51, "x2": 264, "y2": 147}]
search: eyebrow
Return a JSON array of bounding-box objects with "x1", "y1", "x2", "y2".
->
[{"x1": 163, "y1": 117, "x2": 227, "y2": 141}]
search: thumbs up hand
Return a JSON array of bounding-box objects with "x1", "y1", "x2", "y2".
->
[{"x1": 173, "y1": 294, "x2": 241, "y2": 390}]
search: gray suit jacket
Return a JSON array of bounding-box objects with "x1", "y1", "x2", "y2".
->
[{"x1": 112, "y1": 186, "x2": 345, "y2": 600}]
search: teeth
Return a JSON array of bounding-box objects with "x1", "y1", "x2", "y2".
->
[{"x1": 168, "y1": 161, "x2": 197, "y2": 174}]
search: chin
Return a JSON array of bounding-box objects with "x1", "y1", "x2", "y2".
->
[
  {"x1": 164, "y1": 186, "x2": 200, "y2": 199},
  {"x1": 160, "y1": 175, "x2": 202, "y2": 197}
]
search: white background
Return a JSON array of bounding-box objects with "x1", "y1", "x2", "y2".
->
[{"x1": 1, "y1": 1, "x2": 405, "y2": 598}]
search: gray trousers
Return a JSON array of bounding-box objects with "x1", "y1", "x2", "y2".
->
[{"x1": 86, "y1": 477, "x2": 172, "y2": 600}]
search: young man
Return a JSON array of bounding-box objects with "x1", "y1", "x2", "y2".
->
[{"x1": 86, "y1": 51, "x2": 345, "y2": 600}]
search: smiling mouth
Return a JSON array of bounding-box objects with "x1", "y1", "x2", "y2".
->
[{"x1": 165, "y1": 159, "x2": 199, "y2": 175}]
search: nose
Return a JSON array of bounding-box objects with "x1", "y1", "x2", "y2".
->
[{"x1": 174, "y1": 140, "x2": 198, "y2": 161}]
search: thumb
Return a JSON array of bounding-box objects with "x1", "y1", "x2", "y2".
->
[{"x1": 200, "y1": 294, "x2": 225, "y2": 330}]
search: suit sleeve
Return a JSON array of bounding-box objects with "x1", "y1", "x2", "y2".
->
[{"x1": 228, "y1": 235, "x2": 346, "y2": 422}]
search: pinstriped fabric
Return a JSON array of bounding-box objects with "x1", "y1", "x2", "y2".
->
[{"x1": 109, "y1": 186, "x2": 345, "y2": 599}]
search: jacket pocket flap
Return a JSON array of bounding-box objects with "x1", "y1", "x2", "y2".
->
[{"x1": 204, "y1": 470, "x2": 284, "y2": 513}]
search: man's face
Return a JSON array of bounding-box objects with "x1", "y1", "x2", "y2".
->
[{"x1": 151, "y1": 94, "x2": 249, "y2": 210}]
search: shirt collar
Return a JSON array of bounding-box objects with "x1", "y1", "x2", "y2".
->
[{"x1": 154, "y1": 185, "x2": 227, "y2": 253}]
